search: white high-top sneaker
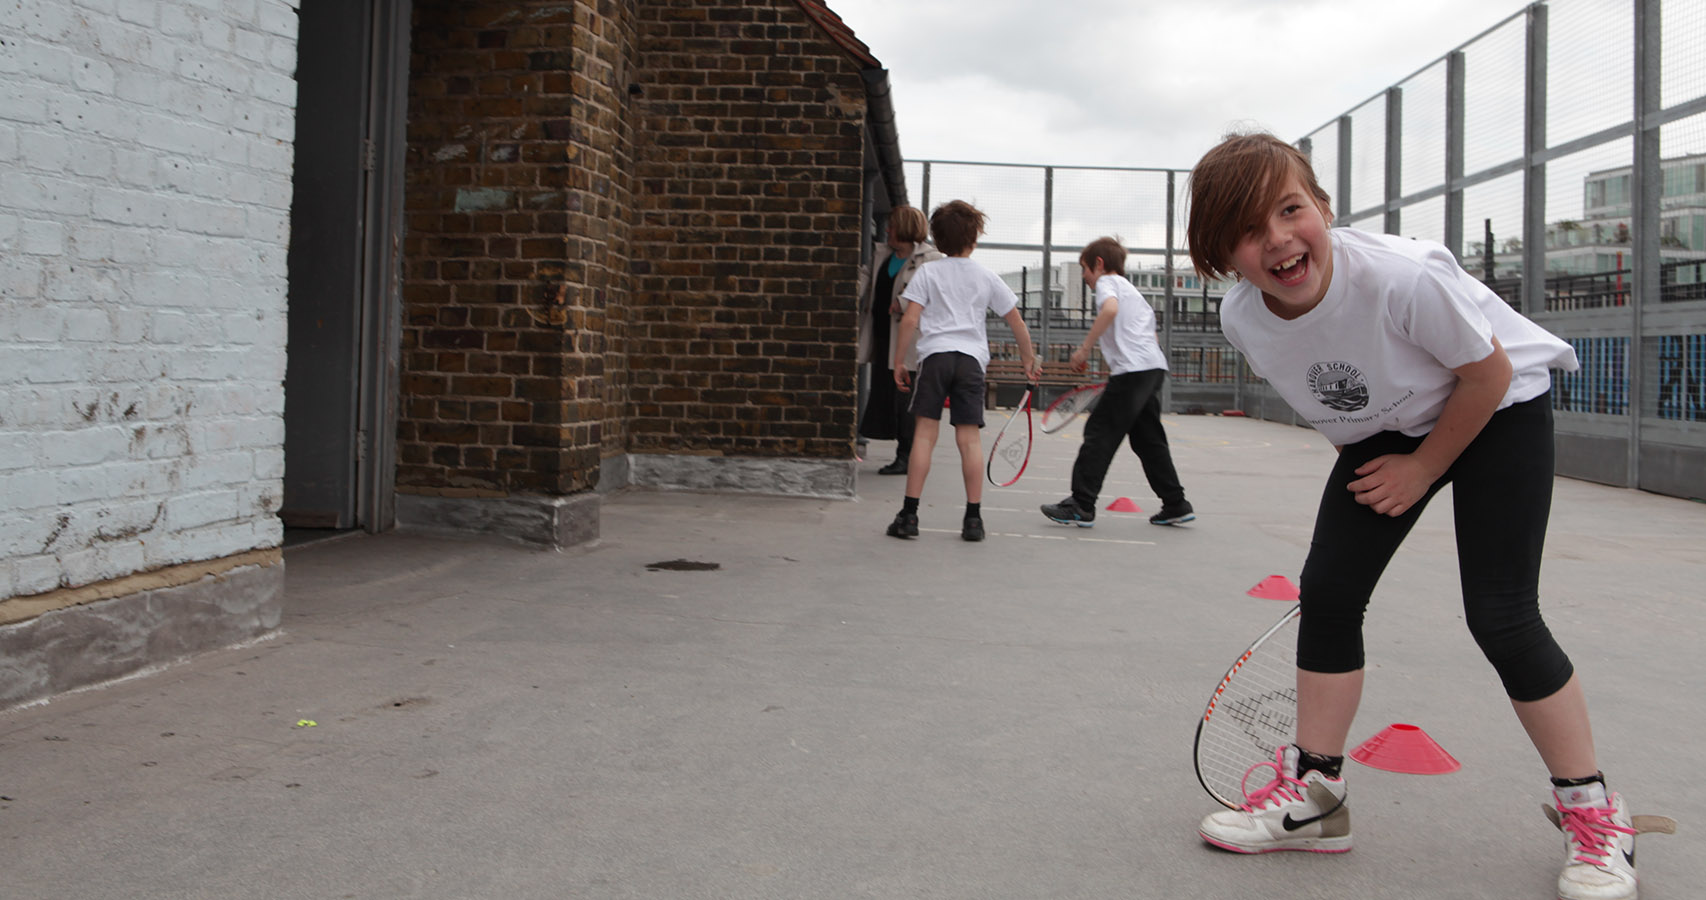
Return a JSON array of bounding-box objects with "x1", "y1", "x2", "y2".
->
[
  {"x1": 1553, "y1": 781, "x2": 1637, "y2": 900},
  {"x1": 1199, "y1": 745, "x2": 1351, "y2": 854}
]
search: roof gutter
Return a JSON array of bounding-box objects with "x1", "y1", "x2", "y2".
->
[{"x1": 861, "y1": 67, "x2": 907, "y2": 208}]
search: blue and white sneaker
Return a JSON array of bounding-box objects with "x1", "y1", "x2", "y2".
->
[
  {"x1": 1040, "y1": 497, "x2": 1095, "y2": 527},
  {"x1": 1149, "y1": 500, "x2": 1195, "y2": 525}
]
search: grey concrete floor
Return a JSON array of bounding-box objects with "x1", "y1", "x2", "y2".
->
[{"x1": 2, "y1": 413, "x2": 1701, "y2": 899}]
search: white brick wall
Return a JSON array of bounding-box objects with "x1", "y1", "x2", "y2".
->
[{"x1": 0, "y1": 0, "x2": 299, "y2": 600}]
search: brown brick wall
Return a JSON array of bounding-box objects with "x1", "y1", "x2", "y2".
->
[
  {"x1": 399, "y1": 0, "x2": 867, "y2": 498},
  {"x1": 570, "y1": 2, "x2": 638, "y2": 464},
  {"x1": 626, "y1": 0, "x2": 865, "y2": 459},
  {"x1": 401, "y1": 1, "x2": 629, "y2": 496}
]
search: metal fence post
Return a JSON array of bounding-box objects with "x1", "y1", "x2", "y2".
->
[
  {"x1": 1385, "y1": 87, "x2": 1403, "y2": 235},
  {"x1": 1522, "y1": 3, "x2": 1548, "y2": 317},
  {"x1": 1040, "y1": 167, "x2": 1053, "y2": 359},
  {"x1": 1628, "y1": 0, "x2": 1661, "y2": 488},
  {"x1": 1336, "y1": 115, "x2": 1353, "y2": 221},
  {"x1": 1163, "y1": 170, "x2": 1176, "y2": 411},
  {"x1": 1445, "y1": 50, "x2": 1466, "y2": 261},
  {"x1": 920, "y1": 161, "x2": 930, "y2": 215}
]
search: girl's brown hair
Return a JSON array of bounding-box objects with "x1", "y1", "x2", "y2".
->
[
  {"x1": 1185, "y1": 132, "x2": 1332, "y2": 281},
  {"x1": 889, "y1": 205, "x2": 929, "y2": 244}
]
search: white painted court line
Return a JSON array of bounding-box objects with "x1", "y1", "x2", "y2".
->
[
  {"x1": 916, "y1": 528, "x2": 1064, "y2": 538},
  {"x1": 916, "y1": 528, "x2": 1153, "y2": 546}
]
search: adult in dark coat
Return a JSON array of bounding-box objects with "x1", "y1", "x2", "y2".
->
[{"x1": 856, "y1": 205, "x2": 944, "y2": 474}]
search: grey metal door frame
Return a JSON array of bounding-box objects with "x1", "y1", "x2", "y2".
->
[
  {"x1": 358, "y1": 0, "x2": 409, "y2": 532},
  {"x1": 282, "y1": 0, "x2": 407, "y2": 533}
]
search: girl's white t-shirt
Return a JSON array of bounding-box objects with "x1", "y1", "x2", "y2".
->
[
  {"x1": 1219, "y1": 228, "x2": 1579, "y2": 446},
  {"x1": 901, "y1": 257, "x2": 1019, "y2": 370},
  {"x1": 1093, "y1": 274, "x2": 1168, "y2": 375}
]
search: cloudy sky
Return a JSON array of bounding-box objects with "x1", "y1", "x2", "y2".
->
[{"x1": 828, "y1": 0, "x2": 1540, "y2": 170}]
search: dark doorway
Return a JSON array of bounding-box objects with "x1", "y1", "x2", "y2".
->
[{"x1": 283, "y1": 0, "x2": 408, "y2": 538}]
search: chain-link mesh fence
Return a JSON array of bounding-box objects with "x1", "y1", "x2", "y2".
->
[{"x1": 895, "y1": 0, "x2": 1703, "y2": 497}]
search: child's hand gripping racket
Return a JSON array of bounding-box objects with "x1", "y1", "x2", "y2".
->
[
  {"x1": 1039, "y1": 382, "x2": 1106, "y2": 434},
  {"x1": 1193, "y1": 603, "x2": 1301, "y2": 808},
  {"x1": 986, "y1": 383, "x2": 1036, "y2": 487}
]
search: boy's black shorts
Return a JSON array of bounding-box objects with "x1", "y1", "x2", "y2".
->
[{"x1": 909, "y1": 351, "x2": 986, "y2": 427}]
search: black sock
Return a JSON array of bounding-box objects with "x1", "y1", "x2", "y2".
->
[
  {"x1": 1550, "y1": 772, "x2": 1605, "y2": 789},
  {"x1": 901, "y1": 496, "x2": 919, "y2": 515},
  {"x1": 965, "y1": 502, "x2": 980, "y2": 519},
  {"x1": 1296, "y1": 746, "x2": 1344, "y2": 779}
]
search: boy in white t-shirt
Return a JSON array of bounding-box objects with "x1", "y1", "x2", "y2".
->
[
  {"x1": 1185, "y1": 131, "x2": 1659, "y2": 900},
  {"x1": 1040, "y1": 237, "x2": 1194, "y2": 528},
  {"x1": 888, "y1": 200, "x2": 1041, "y2": 542}
]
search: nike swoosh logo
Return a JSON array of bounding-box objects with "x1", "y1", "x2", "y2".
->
[
  {"x1": 1623, "y1": 848, "x2": 1636, "y2": 867},
  {"x1": 1281, "y1": 792, "x2": 1347, "y2": 832},
  {"x1": 1282, "y1": 811, "x2": 1331, "y2": 831}
]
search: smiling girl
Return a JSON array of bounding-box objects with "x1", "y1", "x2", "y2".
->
[{"x1": 1183, "y1": 131, "x2": 1653, "y2": 900}]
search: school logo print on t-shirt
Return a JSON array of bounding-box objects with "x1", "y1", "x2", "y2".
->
[{"x1": 1306, "y1": 361, "x2": 1369, "y2": 412}]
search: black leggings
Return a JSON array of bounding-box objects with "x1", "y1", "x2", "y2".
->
[{"x1": 1296, "y1": 393, "x2": 1574, "y2": 702}]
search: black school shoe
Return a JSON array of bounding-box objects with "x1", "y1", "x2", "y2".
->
[
  {"x1": 877, "y1": 459, "x2": 908, "y2": 475},
  {"x1": 961, "y1": 516, "x2": 985, "y2": 542},
  {"x1": 1149, "y1": 500, "x2": 1195, "y2": 526},
  {"x1": 1040, "y1": 497, "x2": 1095, "y2": 527},
  {"x1": 886, "y1": 511, "x2": 919, "y2": 539}
]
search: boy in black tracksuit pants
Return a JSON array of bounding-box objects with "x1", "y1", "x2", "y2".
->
[{"x1": 1041, "y1": 237, "x2": 1193, "y2": 527}]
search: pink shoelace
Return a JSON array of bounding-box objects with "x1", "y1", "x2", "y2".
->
[
  {"x1": 1558, "y1": 803, "x2": 1636, "y2": 866},
  {"x1": 1238, "y1": 748, "x2": 1308, "y2": 812}
]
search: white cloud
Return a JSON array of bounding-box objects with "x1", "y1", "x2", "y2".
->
[{"x1": 832, "y1": 0, "x2": 1540, "y2": 168}]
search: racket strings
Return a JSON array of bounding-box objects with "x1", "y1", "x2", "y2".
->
[
  {"x1": 986, "y1": 392, "x2": 1032, "y2": 487},
  {"x1": 1040, "y1": 384, "x2": 1104, "y2": 433},
  {"x1": 1195, "y1": 609, "x2": 1301, "y2": 808},
  {"x1": 1060, "y1": 392, "x2": 1098, "y2": 415}
]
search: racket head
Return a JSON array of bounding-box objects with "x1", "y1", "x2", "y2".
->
[
  {"x1": 1039, "y1": 382, "x2": 1106, "y2": 434},
  {"x1": 985, "y1": 386, "x2": 1033, "y2": 487},
  {"x1": 1192, "y1": 603, "x2": 1302, "y2": 809}
]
